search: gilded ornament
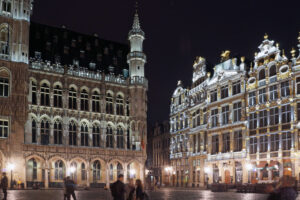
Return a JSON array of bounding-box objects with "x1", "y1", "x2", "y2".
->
[
  {"x1": 290, "y1": 48, "x2": 296, "y2": 58},
  {"x1": 264, "y1": 33, "x2": 268, "y2": 40},
  {"x1": 221, "y1": 50, "x2": 230, "y2": 62}
]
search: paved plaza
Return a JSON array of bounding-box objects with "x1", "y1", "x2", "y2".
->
[{"x1": 0, "y1": 188, "x2": 279, "y2": 200}]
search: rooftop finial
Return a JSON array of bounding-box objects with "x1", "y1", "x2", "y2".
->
[
  {"x1": 291, "y1": 47, "x2": 296, "y2": 58},
  {"x1": 298, "y1": 32, "x2": 300, "y2": 44},
  {"x1": 264, "y1": 33, "x2": 268, "y2": 40},
  {"x1": 135, "y1": 0, "x2": 138, "y2": 14}
]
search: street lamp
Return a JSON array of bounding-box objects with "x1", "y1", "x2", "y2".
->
[
  {"x1": 130, "y1": 169, "x2": 136, "y2": 178},
  {"x1": 7, "y1": 163, "x2": 15, "y2": 188}
]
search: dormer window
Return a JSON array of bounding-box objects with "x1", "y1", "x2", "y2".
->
[
  {"x1": 259, "y1": 69, "x2": 265, "y2": 80},
  {"x1": 269, "y1": 65, "x2": 276, "y2": 77}
]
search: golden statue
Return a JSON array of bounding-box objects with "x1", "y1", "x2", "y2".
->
[
  {"x1": 221, "y1": 50, "x2": 230, "y2": 62},
  {"x1": 264, "y1": 33, "x2": 268, "y2": 40}
]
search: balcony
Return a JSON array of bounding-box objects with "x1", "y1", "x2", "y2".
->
[
  {"x1": 127, "y1": 51, "x2": 147, "y2": 62},
  {"x1": 206, "y1": 151, "x2": 246, "y2": 162}
]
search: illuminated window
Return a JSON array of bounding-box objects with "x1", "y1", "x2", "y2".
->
[
  {"x1": 93, "y1": 161, "x2": 101, "y2": 181},
  {"x1": 54, "y1": 160, "x2": 65, "y2": 180},
  {"x1": 0, "y1": 119, "x2": 8, "y2": 138},
  {"x1": 0, "y1": 23, "x2": 9, "y2": 54}
]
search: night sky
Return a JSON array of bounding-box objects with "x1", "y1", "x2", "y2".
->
[{"x1": 31, "y1": 0, "x2": 300, "y2": 126}]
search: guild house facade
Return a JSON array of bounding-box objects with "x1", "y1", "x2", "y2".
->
[
  {"x1": 170, "y1": 33, "x2": 300, "y2": 187},
  {"x1": 0, "y1": 0, "x2": 148, "y2": 188}
]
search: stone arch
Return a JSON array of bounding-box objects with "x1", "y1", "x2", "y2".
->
[
  {"x1": 79, "y1": 119, "x2": 90, "y2": 126},
  {"x1": 69, "y1": 84, "x2": 78, "y2": 91},
  {"x1": 68, "y1": 117, "x2": 78, "y2": 125},
  {"x1": 91, "y1": 87, "x2": 100, "y2": 94},
  {"x1": 80, "y1": 86, "x2": 90, "y2": 93},
  {"x1": 53, "y1": 81, "x2": 63, "y2": 88},
  {"x1": 92, "y1": 120, "x2": 101, "y2": 126},
  {"x1": 106, "y1": 90, "x2": 114, "y2": 96},
  {"x1": 40, "y1": 79, "x2": 51, "y2": 87}
]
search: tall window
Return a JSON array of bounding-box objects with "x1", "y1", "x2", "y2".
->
[
  {"x1": 203, "y1": 108, "x2": 207, "y2": 125},
  {"x1": 211, "y1": 108, "x2": 218, "y2": 128},
  {"x1": 29, "y1": 158, "x2": 37, "y2": 180},
  {"x1": 92, "y1": 91, "x2": 101, "y2": 112},
  {"x1": 297, "y1": 77, "x2": 300, "y2": 95},
  {"x1": 81, "y1": 123, "x2": 89, "y2": 146},
  {"x1": 54, "y1": 160, "x2": 65, "y2": 180},
  {"x1": 282, "y1": 132, "x2": 291, "y2": 150},
  {"x1": 1, "y1": 1, "x2": 11, "y2": 13},
  {"x1": 106, "y1": 93, "x2": 114, "y2": 114},
  {"x1": 69, "y1": 121, "x2": 77, "y2": 146},
  {"x1": 69, "y1": 87, "x2": 77, "y2": 109},
  {"x1": 269, "y1": 85, "x2": 278, "y2": 101},
  {"x1": 32, "y1": 120, "x2": 37, "y2": 143},
  {"x1": 269, "y1": 65, "x2": 276, "y2": 77},
  {"x1": 109, "y1": 164, "x2": 114, "y2": 181},
  {"x1": 232, "y1": 81, "x2": 241, "y2": 95},
  {"x1": 221, "y1": 86, "x2": 228, "y2": 99},
  {"x1": 92, "y1": 124, "x2": 101, "y2": 147},
  {"x1": 222, "y1": 133, "x2": 230, "y2": 153},
  {"x1": 234, "y1": 130, "x2": 242, "y2": 152},
  {"x1": 270, "y1": 134, "x2": 279, "y2": 151},
  {"x1": 92, "y1": 161, "x2": 101, "y2": 181},
  {"x1": 222, "y1": 105, "x2": 229, "y2": 125},
  {"x1": 260, "y1": 135, "x2": 268, "y2": 152},
  {"x1": 53, "y1": 85, "x2": 63, "y2": 108},
  {"x1": 54, "y1": 120, "x2": 63, "y2": 145},
  {"x1": 298, "y1": 103, "x2": 300, "y2": 121},
  {"x1": 40, "y1": 83, "x2": 50, "y2": 106},
  {"x1": 210, "y1": 90, "x2": 217, "y2": 102},
  {"x1": 106, "y1": 125, "x2": 113, "y2": 148},
  {"x1": 70, "y1": 162, "x2": 77, "y2": 181},
  {"x1": 259, "y1": 88, "x2": 266, "y2": 104},
  {"x1": 116, "y1": 95, "x2": 124, "y2": 115},
  {"x1": 282, "y1": 105, "x2": 291, "y2": 123},
  {"x1": 117, "y1": 163, "x2": 123, "y2": 177},
  {"x1": 281, "y1": 81, "x2": 290, "y2": 97},
  {"x1": 0, "y1": 119, "x2": 8, "y2": 138},
  {"x1": 250, "y1": 137, "x2": 257, "y2": 154},
  {"x1": 0, "y1": 23, "x2": 9, "y2": 54},
  {"x1": 270, "y1": 107, "x2": 279, "y2": 125},
  {"x1": 259, "y1": 110, "x2": 268, "y2": 127},
  {"x1": 116, "y1": 126, "x2": 124, "y2": 149},
  {"x1": 80, "y1": 89, "x2": 89, "y2": 111},
  {"x1": 233, "y1": 102, "x2": 242, "y2": 122},
  {"x1": 0, "y1": 70, "x2": 9, "y2": 97},
  {"x1": 249, "y1": 92, "x2": 256, "y2": 106},
  {"x1": 249, "y1": 113, "x2": 257, "y2": 130},
  {"x1": 31, "y1": 81, "x2": 37, "y2": 104},
  {"x1": 259, "y1": 69, "x2": 265, "y2": 80},
  {"x1": 81, "y1": 163, "x2": 86, "y2": 181},
  {"x1": 40, "y1": 119, "x2": 50, "y2": 145},
  {"x1": 212, "y1": 135, "x2": 219, "y2": 154}
]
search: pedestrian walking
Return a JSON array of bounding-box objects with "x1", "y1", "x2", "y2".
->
[
  {"x1": 0, "y1": 172, "x2": 8, "y2": 200},
  {"x1": 65, "y1": 176, "x2": 77, "y2": 200},
  {"x1": 63, "y1": 177, "x2": 68, "y2": 200},
  {"x1": 110, "y1": 174, "x2": 125, "y2": 200},
  {"x1": 135, "y1": 179, "x2": 149, "y2": 200},
  {"x1": 125, "y1": 179, "x2": 135, "y2": 200}
]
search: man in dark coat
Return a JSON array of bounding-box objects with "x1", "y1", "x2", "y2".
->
[
  {"x1": 1, "y1": 172, "x2": 8, "y2": 200},
  {"x1": 111, "y1": 174, "x2": 125, "y2": 200}
]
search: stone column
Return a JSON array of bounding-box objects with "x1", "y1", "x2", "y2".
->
[
  {"x1": 106, "y1": 163, "x2": 110, "y2": 188},
  {"x1": 50, "y1": 122, "x2": 54, "y2": 145},
  {"x1": 37, "y1": 124, "x2": 41, "y2": 145},
  {"x1": 200, "y1": 159, "x2": 205, "y2": 187},
  {"x1": 124, "y1": 164, "x2": 128, "y2": 183},
  {"x1": 86, "y1": 162, "x2": 90, "y2": 187}
]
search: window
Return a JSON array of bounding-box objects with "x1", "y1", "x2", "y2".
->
[
  {"x1": 116, "y1": 126, "x2": 124, "y2": 149},
  {"x1": 234, "y1": 130, "x2": 243, "y2": 152},
  {"x1": 54, "y1": 160, "x2": 65, "y2": 180},
  {"x1": 259, "y1": 110, "x2": 268, "y2": 127},
  {"x1": 116, "y1": 95, "x2": 124, "y2": 115},
  {"x1": 29, "y1": 158, "x2": 37, "y2": 180},
  {"x1": 40, "y1": 83, "x2": 50, "y2": 106},
  {"x1": 210, "y1": 90, "x2": 217, "y2": 102},
  {"x1": 298, "y1": 103, "x2": 300, "y2": 121},
  {"x1": 70, "y1": 162, "x2": 77, "y2": 181},
  {"x1": 222, "y1": 133, "x2": 230, "y2": 153},
  {"x1": 81, "y1": 123, "x2": 89, "y2": 146},
  {"x1": 117, "y1": 163, "x2": 123, "y2": 178},
  {"x1": 281, "y1": 81, "x2": 290, "y2": 97},
  {"x1": 249, "y1": 113, "x2": 257, "y2": 130},
  {"x1": 249, "y1": 92, "x2": 256, "y2": 106},
  {"x1": 2, "y1": 1, "x2": 11, "y2": 13},
  {"x1": 92, "y1": 91, "x2": 101, "y2": 112},
  {"x1": 250, "y1": 137, "x2": 257, "y2": 154},
  {"x1": 0, "y1": 119, "x2": 8, "y2": 138},
  {"x1": 126, "y1": 99, "x2": 129, "y2": 116},
  {"x1": 232, "y1": 81, "x2": 241, "y2": 95},
  {"x1": 53, "y1": 85, "x2": 63, "y2": 108},
  {"x1": 221, "y1": 86, "x2": 228, "y2": 99},
  {"x1": 211, "y1": 108, "x2": 218, "y2": 128},
  {"x1": 32, "y1": 120, "x2": 37, "y2": 143},
  {"x1": 31, "y1": 81, "x2": 37, "y2": 104},
  {"x1": 233, "y1": 102, "x2": 242, "y2": 122},
  {"x1": 106, "y1": 93, "x2": 114, "y2": 114},
  {"x1": 203, "y1": 108, "x2": 207, "y2": 125},
  {"x1": 270, "y1": 107, "x2": 279, "y2": 125},
  {"x1": 269, "y1": 65, "x2": 276, "y2": 77},
  {"x1": 80, "y1": 89, "x2": 89, "y2": 111},
  {"x1": 259, "y1": 69, "x2": 265, "y2": 80},
  {"x1": 69, "y1": 121, "x2": 77, "y2": 146},
  {"x1": 282, "y1": 132, "x2": 291, "y2": 150},
  {"x1": 212, "y1": 135, "x2": 219, "y2": 154},
  {"x1": 297, "y1": 77, "x2": 300, "y2": 95},
  {"x1": 260, "y1": 135, "x2": 268, "y2": 152},
  {"x1": 92, "y1": 124, "x2": 101, "y2": 147},
  {"x1": 109, "y1": 164, "x2": 114, "y2": 180},
  {"x1": 282, "y1": 105, "x2": 291, "y2": 123},
  {"x1": 106, "y1": 125, "x2": 113, "y2": 148},
  {"x1": 222, "y1": 106, "x2": 229, "y2": 125},
  {"x1": 0, "y1": 77, "x2": 8, "y2": 97},
  {"x1": 40, "y1": 119, "x2": 50, "y2": 145},
  {"x1": 81, "y1": 163, "x2": 86, "y2": 181},
  {"x1": 269, "y1": 85, "x2": 278, "y2": 101},
  {"x1": 54, "y1": 120, "x2": 62, "y2": 145},
  {"x1": 92, "y1": 161, "x2": 101, "y2": 181},
  {"x1": 270, "y1": 134, "x2": 279, "y2": 151},
  {"x1": 259, "y1": 88, "x2": 266, "y2": 104},
  {"x1": 69, "y1": 87, "x2": 77, "y2": 109},
  {"x1": 0, "y1": 24, "x2": 9, "y2": 55}
]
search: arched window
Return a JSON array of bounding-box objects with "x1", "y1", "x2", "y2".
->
[
  {"x1": 109, "y1": 164, "x2": 114, "y2": 181},
  {"x1": 0, "y1": 69, "x2": 9, "y2": 97},
  {"x1": 258, "y1": 69, "x2": 265, "y2": 80},
  {"x1": 54, "y1": 120, "x2": 63, "y2": 145},
  {"x1": 0, "y1": 23, "x2": 9, "y2": 55},
  {"x1": 40, "y1": 119, "x2": 50, "y2": 145},
  {"x1": 81, "y1": 163, "x2": 86, "y2": 181},
  {"x1": 269, "y1": 65, "x2": 276, "y2": 77},
  {"x1": 80, "y1": 122, "x2": 89, "y2": 146},
  {"x1": 69, "y1": 87, "x2": 77, "y2": 109},
  {"x1": 92, "y1": 160, "x2": 101, "y2": 181},
  {"x1": 70, "y1": 162, "x2": 77, "y2": 181},
  {"x1": 54, "y1": 160, "x2": 65, "y2": 180},
  {"x1": 92, "y1": 124, "x2": 101, "y2": 147},
  {"x1": 28, "y1": 158, "x2": 37, "y2": 180},
  {"x1": 116, "y1": 95, "x2": 124, "y2": 115},
  {"x1": 69, "y1": 121, "x2": 77, "y2": 146},
  {"x1": 92, "y1": 91, "x2": 100, "y2": 112},
  {"x1": 116, "y1": 126, "x2": 124, "y2": 149},
  {"x1": 80, "y1": 89, "x2": 89, "y2": 111},
  {"x1": 117, "y1": 163, "x2": 123, "y2": 177},
  {"x1": 106, "y1": 125, "x2": 113, "y2": 148},
  {"x1": 53, "y1": 85, "x2": 63, "y2": 108},
  {"x1": 106, "y1": 93, "x2": 114, "y2": 114},
  {"x1": 40, "y1": 83, "x2": 50, "y2": 106},
  {"x1": 31, "y1": 81, "x2": 37, "y2": 104},
  {"x1": 32, "y1": 119, "x2": 37, "y2": 143}
]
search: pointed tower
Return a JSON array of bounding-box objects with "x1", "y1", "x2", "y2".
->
[{"x1": 127, "y1": 8, "x2": 146, "y2": 78}]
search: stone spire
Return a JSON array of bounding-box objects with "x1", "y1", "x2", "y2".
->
[{"x1": 129, "y1": 2, "x2": 145, "y2": 37}]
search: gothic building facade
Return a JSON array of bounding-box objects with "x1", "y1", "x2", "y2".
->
[
  {"x1": 170, "y1": 34, "x2": 300, "y2": 187},
  {"x1": 0, "y1": 0, "x2": 148, "y2": 188}
]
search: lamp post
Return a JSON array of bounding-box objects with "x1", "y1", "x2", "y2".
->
[{"x1": 7, "y1": 163, "x2": 15, "y2": 189}]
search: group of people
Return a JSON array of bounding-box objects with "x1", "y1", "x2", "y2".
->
[
  {"x1": 266, "y1": 175, "x2": 298, "y2": 200},
  {"x1": 111, "y1": 174, "x2": 148, "y2": 200}
]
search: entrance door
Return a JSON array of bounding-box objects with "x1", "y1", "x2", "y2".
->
[
  {"x1": 235, "y1": 162, "x2": 243, "y2": 184},
  {"x1": 224, "y1": 170, "x2": 230, "y2": 184}
]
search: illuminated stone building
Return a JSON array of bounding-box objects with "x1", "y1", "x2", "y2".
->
[
  {"x1": 0, "y1": 1, "x2": 148, "y2": 188},
  {"x1": 169, "y1": 33, "x2": 300, "y2": 186}
]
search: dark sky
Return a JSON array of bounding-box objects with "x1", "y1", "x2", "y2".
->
[{"x1": 31, "y1": 0, "x2": 300, "y2": 126}]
